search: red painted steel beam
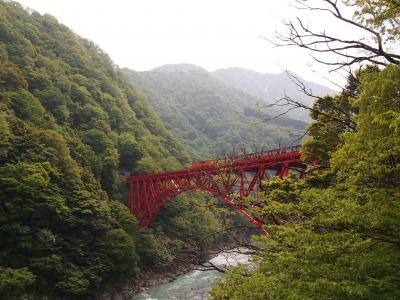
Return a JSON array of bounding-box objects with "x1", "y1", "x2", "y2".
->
[{"x1": 126, "y1": 145, "x2": 306, "y2": 236}]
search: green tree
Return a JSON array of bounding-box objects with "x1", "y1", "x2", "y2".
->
[
  {"x1": 211, "y1": 63, "x2": 400, "y2": 300},
  {"x1": 0, "y1": 2, "x2": 221, "y2": 299},
  {"x1": 346, "y1": 0, "x2": 400, "y2": 41},
  {"x1": 118, "y1": 133, "x2": 143, "y2": 171},
  {"x1": 0, "y1": 267, "x2": 36, "y2": 300}
]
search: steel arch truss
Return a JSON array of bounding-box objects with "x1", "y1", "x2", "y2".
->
[{"x1": 127, "y1": 146, "x2": 306, "y2": 236}]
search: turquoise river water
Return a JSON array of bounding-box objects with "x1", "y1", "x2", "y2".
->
[{"x1": 131, "y1": 249, "x2": 253, "y2": 300}]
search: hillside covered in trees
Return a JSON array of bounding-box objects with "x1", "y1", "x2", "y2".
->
[
  {"x1": 212, "y1": 67, "x2": 335, "y2": 121},
  {"x1": 212, "y1": 63, "x2": 400, "y2": 300},
  {"x1": 0, "y1": 2, "x2": 227, "y2": 299},
  {"x1": 210, "y1": 0, "x2": 400, "y2": 298},
  {"x1": 1, "y1": 0, "x2": 399, "y2": 299},
  {"x1": 123, "y1": 65, "x2": 309, "y2": 160}
]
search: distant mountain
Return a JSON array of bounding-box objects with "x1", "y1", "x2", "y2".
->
[
  {"x1": 152, "y1": 63, "x2": 207, "y2": 73},
  {"x1": 123, "y1": 64, "x2": 307, "y2": 160},
  {"x1": 212, "y1": 67, "x2": 336, "y2": 121}
]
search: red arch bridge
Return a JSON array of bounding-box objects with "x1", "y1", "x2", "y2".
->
[{"x1": 126, "y1": 145, "x2": 306, "y2": 236}]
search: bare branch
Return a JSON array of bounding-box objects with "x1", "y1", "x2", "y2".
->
[
  {"x1": 290, "y1": 129, "x2": 310, "y2": 144},
  {"x1": 196, "y1": 260, "x2": 227, "y2": 273},
  {"x1": 263, "y1": 0, "x2": 400, "y2": 71},
  {"x1": 200, "y1": 225, "x2": 259, "y2": 242}
]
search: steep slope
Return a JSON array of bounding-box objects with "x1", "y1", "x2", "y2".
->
[
  {"x1": 0, "y1": 2, "x2": 204, "y2": 299},
  {"x1": 212, "y1": 67, "x2": 336, "y2": 121},
  {"x1": 211, "y1": 64, "x2": 400, "y2": 300},
  {"x1": 123, "y1": 65, "x2": 307, "y2": 160}
]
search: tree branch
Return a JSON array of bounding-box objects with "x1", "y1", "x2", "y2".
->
[{"x1": 264, "y1": 0, "x2": 400, "y2": 71}]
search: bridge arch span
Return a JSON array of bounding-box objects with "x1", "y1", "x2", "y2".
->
[{"x1": 127, "y1": 146, "x2": 306, "y2": 236}]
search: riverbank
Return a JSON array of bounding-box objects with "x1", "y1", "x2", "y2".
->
[
  {"x1": 131, "y1": 248, "x2": 256, "y2": 300},
  {"x1": 98, "y1": 261, "x2": 197, "y2": 300},
  {"x1": 98, "y1": 246, "x2": 256, "y2": 300}
]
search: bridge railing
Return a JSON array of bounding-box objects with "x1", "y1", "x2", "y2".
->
[
  {"x1": 189, "y1": 145, "x2": 301, "y2": 169},
  {"x1": 233, "y1": 145, "x2": 301, "y2": 160}
]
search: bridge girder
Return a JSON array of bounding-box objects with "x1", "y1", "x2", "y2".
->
[{"x1": 127, "y1": 145, "x2": 306, "y2": 236}]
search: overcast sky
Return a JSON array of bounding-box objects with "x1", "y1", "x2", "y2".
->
[{"x1": 16, "y1": 0, "x2": 361, "y2": 89}]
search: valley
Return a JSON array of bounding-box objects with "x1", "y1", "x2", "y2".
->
[{"x1": 1, "y1": 1, "x2": 399, "y2": 299}]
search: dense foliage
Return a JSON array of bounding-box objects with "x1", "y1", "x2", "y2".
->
[
  {"x1": 3, "y1": 0, "x2": 397, "y2": 299},
  {"x1": 211, "y1": 62, "x2": 400, "y2": 299},
  {"x1": 0, "y1": 2, "x2": 223, "y2": 299},
  {"x1": 211, "y1": 1, "x2": 400, "y2": 297},
  {"x1": 123, "y1": 65, "x2": 308, "y2": 160}
]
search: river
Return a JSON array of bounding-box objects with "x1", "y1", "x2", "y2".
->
[{"x1": 131, "y1": 248, "x2": 254, "y2": 300}]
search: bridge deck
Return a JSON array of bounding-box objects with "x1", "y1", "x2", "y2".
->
[
  {"x1": 126, "y1": 145, "x2": 305, "y2": 236},
  {"x1": 128, "y1": 145, "x2": 302, "y2": 181}
]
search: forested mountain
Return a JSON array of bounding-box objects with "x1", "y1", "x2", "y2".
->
[
  {"x1": 209, "y1": 0, "x2": 400, "y2": 295},
  {"x1": 212, "y1": 67, "x2": 336, "y2": 121},
  {"x1": 211, "y1": 63, "x2": 400, "y2": 300},
  {"x1": 3, "y1": 0, "x2": 397, "y2": 299},
  {"x1": 123, "y1": 64, "x2": 307, "y2": 160},
  {"x1": 0, "y1": 2, "x2": 224, "y2": 299}
]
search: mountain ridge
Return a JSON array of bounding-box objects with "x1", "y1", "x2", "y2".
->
[
  {"x1": 123, "y1": 64, "x2": 309, "y2": 160},
  {"x1": 212, "y1": 66, "x2": 336, "y2": 121},
  {"x1": 151, "y1": 63, "x2": 207, "y2": 73}
]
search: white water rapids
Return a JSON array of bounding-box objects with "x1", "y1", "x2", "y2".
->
[{"x1": 131, "y1": 248, "x2": 254, "y2": 300}]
